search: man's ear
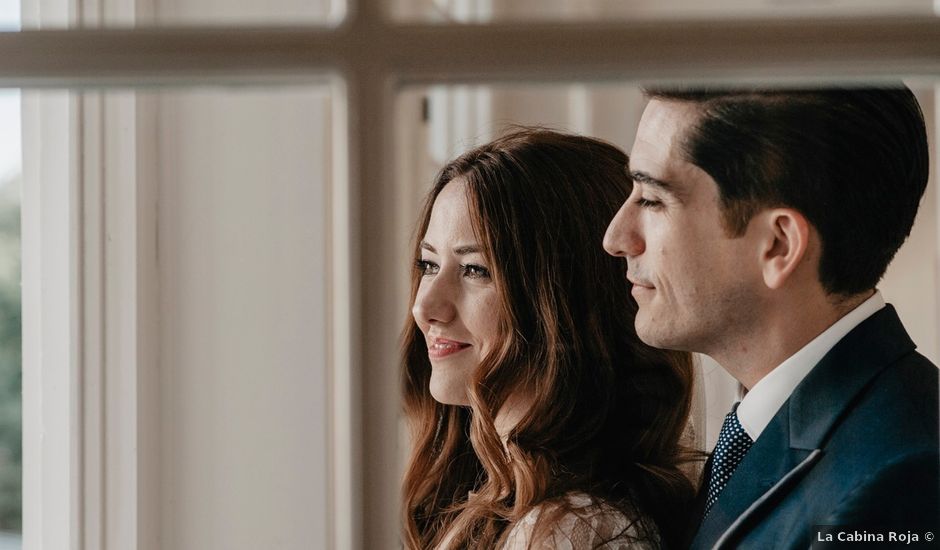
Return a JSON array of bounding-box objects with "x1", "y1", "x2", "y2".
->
[{"x1": 759, "y1": 208, "x2": 810, "y2": 290}]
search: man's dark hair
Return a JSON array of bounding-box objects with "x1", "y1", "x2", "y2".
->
[{"x1": 645, "y1": 86, "x2": 929, "y2": 297}]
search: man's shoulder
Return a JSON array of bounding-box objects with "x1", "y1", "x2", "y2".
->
[
  {"x1": 849, "y1": 348, "x2": 937, "y2": 427},
  {"x1": 824, "y1": 348, "x2": 937, "y2": 459},
  {"x1": 803, "y1": 304, "x2": 937, "y2": 446},
  {"x1": 872, "y1": 348, "x2": 938, "y2": 395}
]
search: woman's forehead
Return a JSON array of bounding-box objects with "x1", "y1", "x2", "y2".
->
[{"x1": 424, "y1": 178, "x2": 479, "y2": 250}]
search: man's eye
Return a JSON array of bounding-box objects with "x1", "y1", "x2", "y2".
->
[
  {"x1": 634, "y1": 197, "x2": 663, "y2": 209},
  {"x1": 460, "y1": 264, "x2": 491, "y2": 280},
  {"x1": 415, "y1": 259, "x2": 439, "y2": 276}
]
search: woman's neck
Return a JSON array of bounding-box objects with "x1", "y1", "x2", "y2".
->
[{"x1": 494, "y1": 393, "x2": 533, "y2": 446}]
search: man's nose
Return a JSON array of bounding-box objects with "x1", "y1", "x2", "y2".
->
[
  {"x1": 603, "y1": 201, "x2": 645, "y2": 258},
  {"x1": 412, "y1": 274, "x2": 457, "y2": 326}
]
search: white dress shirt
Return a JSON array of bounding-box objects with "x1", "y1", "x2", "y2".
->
[{"x1": 735, "y1": 291, "x2": 886, "y2": 441}]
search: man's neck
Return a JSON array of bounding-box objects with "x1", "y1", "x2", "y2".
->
[{"x1": 708, "y1": 290, "x2": 874, "y2": 390}]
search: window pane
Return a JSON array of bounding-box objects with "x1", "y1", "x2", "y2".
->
[
  {"x1": 0, "y1": 0, "x2": 18, "y2": 30},
  {"x1": 0, "y1": 89, "x2": 20, "y2": 550},
  {"x1": 391, "y1": 0, "x2": 936, "y2": 23}
]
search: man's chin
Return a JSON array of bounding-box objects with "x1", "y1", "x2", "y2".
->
[
  {"x1": 635, "y1": 316, "x2": 682, "y2": 350},
  {"x1": 635, "y1": 323, "x2": 664, "y2": 348}
]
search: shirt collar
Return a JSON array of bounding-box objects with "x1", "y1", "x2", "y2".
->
[{"x1": 735, "y1": 291, "x2": 886, "y2": 440}]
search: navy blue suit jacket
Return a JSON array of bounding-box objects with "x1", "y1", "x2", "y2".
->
[{"x1": 689, "y1": 305, "x2": 939, "y2": 550}]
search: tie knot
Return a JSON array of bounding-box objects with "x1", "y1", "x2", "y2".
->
[
  {"x1": 719, "y1": 404, "x2": 749, "y2": 440},
  {"x1": 705, "y1": 403, "x2": 754, "y2": 515}
]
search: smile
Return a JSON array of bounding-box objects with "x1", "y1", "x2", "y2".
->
[{"x1": 428, "y1": 338, "x2": 472, "y2": 359}]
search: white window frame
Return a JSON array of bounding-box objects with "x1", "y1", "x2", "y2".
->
[{"x1": 5, "y1": 2, "x2": 940, "y2": 548}]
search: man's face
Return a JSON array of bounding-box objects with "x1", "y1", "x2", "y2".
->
[{"x1": 603, "y1": 99, "x2": 764, "y2": 353}]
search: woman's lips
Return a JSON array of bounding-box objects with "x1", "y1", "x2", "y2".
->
[{"x1": 428, "y1": 337, "x2": 471, "y2": 359}]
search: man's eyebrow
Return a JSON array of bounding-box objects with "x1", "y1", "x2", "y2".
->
[
  {"x1": 420, "y1": 241, "x2": 482, "y2": 256},
  {"x1": 630, "y1": 170, "x2": 676, "y2": 193}
]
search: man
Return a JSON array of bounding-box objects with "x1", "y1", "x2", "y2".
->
[{"x1": 603, "y1": 87, "x2": 938, "y2": 549}]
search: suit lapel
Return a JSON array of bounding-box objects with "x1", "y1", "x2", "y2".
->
[
  {"x1": 691, "y1": 306, "x2": 916, "y2": 549},
  {"x1": 786, "y1": 305, "x2": 914, "y2": 450},
  {"x1": 711, "y1": 449, "x2": 823, "y2": 549},
  {"x1": 691, "y1": 412, "x2": 813, "y2": 548}
]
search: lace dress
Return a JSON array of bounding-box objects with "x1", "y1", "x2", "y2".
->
[{"x1": 501, "y1": 493, "x2": 660, "y2": 550}]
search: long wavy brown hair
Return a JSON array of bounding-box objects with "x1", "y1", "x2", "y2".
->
[{"x1": 401, "y1": 128, "x2": 697, "y2": 549}]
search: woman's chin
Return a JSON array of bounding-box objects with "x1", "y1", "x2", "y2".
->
[{"x1": 429, "y1": 377, "x2": 471, "y2": 406}]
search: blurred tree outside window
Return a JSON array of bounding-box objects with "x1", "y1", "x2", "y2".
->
[
  {"x1": 0, "y1": 173, "x2": 19, "y2": 536},
  {"x1": 0, "y1": 0, "x2": 22, "y2": 545},
  {"x1": 0, "y1": 85, "x2": 22, "y2": 550}
]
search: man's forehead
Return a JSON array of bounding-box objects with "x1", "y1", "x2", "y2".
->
[
  {"x1": 644, "y1": 98, "x2": 700, "y2": 132},
  {"x1": 629, "y1": 100, "x2": 718, "y2": 199},
  {"x1": 633, "y1": 99, "x2": 699, "y2": 158},
  {"x1": 630, "y1": 101, "x2": 702, "y2": 184}
]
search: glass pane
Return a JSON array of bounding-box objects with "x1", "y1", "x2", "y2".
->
[
  {"x1": 0, "y1": 0, "x2": 18, "y2": 30},
  {"x1": 391, "y1": 0, "x2": 936, "y2": 23},
  {"x1": 0, "y1": 89, "x2": 20, "y2": 550}
]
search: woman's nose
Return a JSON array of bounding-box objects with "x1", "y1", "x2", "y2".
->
[
  {"x1": 603, "y1": 201, "x2": 646, "y2": 258},
  {"x1": 412, "y1": 275, "x2": 457, "y2": 326}
]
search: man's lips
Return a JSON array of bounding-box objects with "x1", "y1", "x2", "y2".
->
[
  {"x1": 427, "y1": 337, "x2": 472, "y2": 359},
  {"x1": 627, "y1": 275, "x2": 654, "y2": 289},
  {"x1": 628, "y1": 275, "x2": 655, "y2": 299}
]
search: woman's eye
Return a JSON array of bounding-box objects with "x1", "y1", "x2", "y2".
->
[
  {"x1": 460, "y1": 264, "x2": 491, "y2": 280},
  {"x1": 415, "y1": 259, "x2": 439, "y2": 276}
]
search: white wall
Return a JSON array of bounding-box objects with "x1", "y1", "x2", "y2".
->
[
  {"x1": 152, "y1": 87, "x2": 334, "y2": 550},
  {"x1": 880, "y1": 87, "x2": 939, "y2": 366}
]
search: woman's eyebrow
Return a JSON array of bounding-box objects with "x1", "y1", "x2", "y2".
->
[
  {"x1": 453, "y1": 245, "x2": 482, "y2": 256},
  {"x1": 420, "y1": 241, "x2": 481, "y2": 256}
]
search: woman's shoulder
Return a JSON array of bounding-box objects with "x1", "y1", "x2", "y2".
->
[{"x1": 502, "y1": 493, "x2": 660, "y2": 550}]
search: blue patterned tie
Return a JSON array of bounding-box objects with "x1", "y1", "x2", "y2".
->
[{"x1": 705, "y1": 403, "x2": 753, "y2": 516}]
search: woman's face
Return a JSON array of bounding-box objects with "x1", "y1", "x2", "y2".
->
[{"x1": 412, "y1": 178, "x2": 501, "y2": 406}]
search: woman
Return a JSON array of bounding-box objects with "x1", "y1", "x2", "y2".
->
[{"x1": 402, "y1": 128, "x2": 696, "y2": 549}]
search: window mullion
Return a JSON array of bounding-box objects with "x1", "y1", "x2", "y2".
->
[{"x1": 21, "y1": 89, "x2": 83, "y2": 550}]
